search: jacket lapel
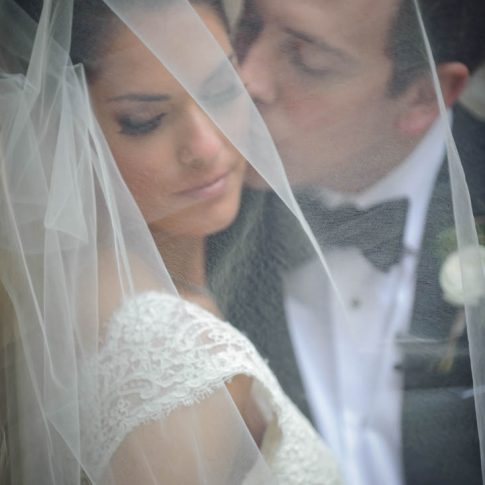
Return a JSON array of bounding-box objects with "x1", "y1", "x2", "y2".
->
[
  {"x1": 401, "y1": 162, "x2": 464, "y2": 389},
  {"x1": 401, "y1": 123, "x2": 482, "y2": 483}
]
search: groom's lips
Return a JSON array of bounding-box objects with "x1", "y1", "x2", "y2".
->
[{"x1": 175, "y1": 169, "x2": 233, "y2": 200}]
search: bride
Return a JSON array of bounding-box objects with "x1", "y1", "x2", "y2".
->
[{"x1": 0, "y1": 0, "x2": 341, "y2": 483}]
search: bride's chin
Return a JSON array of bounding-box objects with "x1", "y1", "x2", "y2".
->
[
  {"x1": 148, "y1": 199, "x2": 241, "y2": 238},
  {"x1": 187, "y1": 203, "x2": 242, "y2": 237}
]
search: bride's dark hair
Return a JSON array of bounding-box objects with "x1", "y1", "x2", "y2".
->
[{"x1": 14, "y1": 0, "x2": 228, "y2": 78}]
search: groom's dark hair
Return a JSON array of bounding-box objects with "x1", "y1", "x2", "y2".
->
[{"x1": 388, "y1": 0, "x2": 485, "y2": 94}]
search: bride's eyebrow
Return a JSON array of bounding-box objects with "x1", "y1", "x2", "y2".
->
[
  {"x1": 107, "y1": 53, "x2": 237, "y2": 102},
  {"x1": 107, "y1": 93, "x2": 171, "y2": 103}
]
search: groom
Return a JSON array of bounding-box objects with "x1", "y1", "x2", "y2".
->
[{"x1": 211, "y1": 0, "x2": 485, "y2": 484}]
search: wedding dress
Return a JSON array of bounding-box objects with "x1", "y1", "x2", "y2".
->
[{"x1": 86, "y1": 291, "x2": 341, "y2": 484}]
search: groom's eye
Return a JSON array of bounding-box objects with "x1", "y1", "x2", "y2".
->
[{"x1": 283, "y1": 38, "x2": 333, "y2": 78}]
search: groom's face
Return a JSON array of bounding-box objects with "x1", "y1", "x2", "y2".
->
[{"x1": 238, "y1": 0, "x2": 408, "y2": 192}]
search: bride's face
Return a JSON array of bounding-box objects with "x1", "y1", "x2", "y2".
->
[{"x1": 90, "y1": 5, "x2": 247, "y2": 237}]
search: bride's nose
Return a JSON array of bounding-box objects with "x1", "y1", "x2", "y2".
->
[{"x1": 177, "y1": 104, "x2": 224, "y2": 169}]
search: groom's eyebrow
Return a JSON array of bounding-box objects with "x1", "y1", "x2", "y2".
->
[{"x1": 284, "y1": 28, "x2": 355, "y2": 64}]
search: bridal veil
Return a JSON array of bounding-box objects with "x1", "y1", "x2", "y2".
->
[{"x1": 0, "y1": 0, "x2": 484, "y2": 483}]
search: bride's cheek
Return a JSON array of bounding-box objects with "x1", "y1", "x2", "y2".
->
[{"x1": 232, "y1": 152, "x2": 248, "y2": 186}]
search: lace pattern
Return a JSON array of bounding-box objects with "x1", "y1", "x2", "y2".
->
[{"x1": 82, "y1": 292, "x2": 341, "y2": 484}]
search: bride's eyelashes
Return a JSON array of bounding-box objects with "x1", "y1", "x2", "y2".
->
[{"x1": 117, "y1": 112, "x2": 166, "y2": 136}]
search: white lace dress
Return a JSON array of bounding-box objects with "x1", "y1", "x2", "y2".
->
[{"x1": 85, "y1": 292, "x2": 342, "y2": 484}]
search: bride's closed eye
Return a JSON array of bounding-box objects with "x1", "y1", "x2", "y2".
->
[{"x1": 117, "y1": 112, "x2": 166, "y2": 136}]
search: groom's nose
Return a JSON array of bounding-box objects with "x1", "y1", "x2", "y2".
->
[{"x1": 239, "y1": 33, "x2": 278, "y2": 106}]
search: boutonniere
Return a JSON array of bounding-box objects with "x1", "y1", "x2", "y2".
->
[
  {"x1": 436, "y1": 218, "x2": 485, "y2": 307},
  {"x1": 439, "y1": 245, "x2": 485, "y2": 307},
  {"x1": 434, "y1": 218, "x2": 485, "y2": 372}
]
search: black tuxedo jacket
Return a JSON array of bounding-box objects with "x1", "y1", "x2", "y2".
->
[{"x1": 208, "y1": 104, "x2": 485, "y2": 485}]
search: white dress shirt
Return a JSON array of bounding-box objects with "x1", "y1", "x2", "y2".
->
[{"x1": 283, "y1": 118, "x2": 448, "y2": 485}]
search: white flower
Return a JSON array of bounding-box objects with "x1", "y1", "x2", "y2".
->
[{"x1": 439, "y1": 245, "x2": 485, "y2": 306}]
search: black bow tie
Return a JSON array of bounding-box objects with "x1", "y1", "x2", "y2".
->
[{"x1": 298, "y1": 196, "x2": 410, "y2": 272}]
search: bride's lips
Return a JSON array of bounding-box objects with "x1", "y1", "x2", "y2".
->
[{"x1": 175, "y1": 169, "x2": 233, "y2": 200}]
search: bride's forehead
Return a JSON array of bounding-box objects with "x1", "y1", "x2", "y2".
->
[{"x1": 95, "y1": 49, "x2": 214, "y2": 98}]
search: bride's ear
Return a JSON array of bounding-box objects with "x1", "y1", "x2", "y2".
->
[{"x1": 395, "y1": 62, "x2": 469, "y2": 137}]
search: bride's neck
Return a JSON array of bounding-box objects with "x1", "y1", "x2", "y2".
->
[{"x1": 152, "y1": 232, "x2": 206, "y2": 287}]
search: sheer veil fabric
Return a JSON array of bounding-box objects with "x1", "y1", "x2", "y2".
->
[
  {"x1": 0, "y1": 0, "x2": 484, "y2": 484},
  {"x1": 0, "y1": 0, "x2": 335, "y2": 483}
]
